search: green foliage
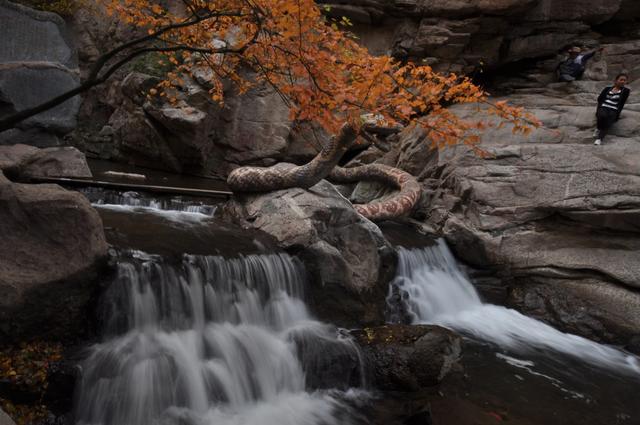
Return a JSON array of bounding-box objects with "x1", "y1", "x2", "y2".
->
[{"x1": 129, "y1": 51, "x2": 176, "y2": 78}]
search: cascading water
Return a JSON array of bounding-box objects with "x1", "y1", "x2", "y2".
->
[
  {"x1": 81, "y1": 187, "x2": 216, "y2": 218},
  {"x1": 390, "y1": 240, "x2": 640, "y2": 375},
  {"x1": 74, "y1": 250, "x2": 365, "y2": 425}
]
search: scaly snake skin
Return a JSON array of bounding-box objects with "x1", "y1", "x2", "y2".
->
[{"x1": 227, "y1": 124, "x2": 421, "y2": 221}]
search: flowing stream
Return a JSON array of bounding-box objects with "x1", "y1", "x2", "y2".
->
[
  {"x1": 74, "y1": 183, "x2": 640, "y2": 425},
  {"x1": 74, "y1": 246, "x2": 364, "y2": 425},
  {"x1": 391, "y1": 240, "x2": 640, "y2": 374},
  {"x1": 82, "y1": 187, "x2": 216, "y2": 221},
  {"x1": 387, "y1": 241, "x2": 640, "y2": 424}
]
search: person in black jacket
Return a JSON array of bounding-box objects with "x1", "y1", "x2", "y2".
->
[
  {"x1": 557, "y1": 46, "x2": 603, "y2": 82},
  {"x1": 594, "y1": 73, "x2": 630, "y2": 145}
]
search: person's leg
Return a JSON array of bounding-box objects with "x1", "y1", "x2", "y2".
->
[
  {"x1": 559, "y1": 74, "x2": 576, "y2": 82},
  {"x1": 595, "y1": 109, "x2": 616, "y2": 144},
  {"x1": 595, "y1": 109, "x2": 607, "y2": 144}
]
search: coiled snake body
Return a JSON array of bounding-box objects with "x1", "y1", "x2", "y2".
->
[{"x1": 227, "y1": 124, "x2": 421, "y2": 221}]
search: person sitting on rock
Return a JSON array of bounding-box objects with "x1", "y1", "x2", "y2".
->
[
  {"x1": 594, "y1": 73, "x2": 630, "y2": 145},
  {"x1": 557, "y1": 46, "x2": 603, "y2": 82}
]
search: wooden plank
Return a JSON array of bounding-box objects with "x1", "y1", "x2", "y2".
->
[{"x1": 30, "y1": 176, "x2": 234, "y2": 199}]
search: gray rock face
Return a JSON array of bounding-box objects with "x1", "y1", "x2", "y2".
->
[
  {"x1": 221, "y1": 180, "x2": 396, "y2": 326},
  {"x1": 0, "y1": 0, "x2": 80, "y2": 146},
  {"x1": 211, "y1": 83, "x2": 293, "y2": 165},
  {"x1": 351, "y1": 324, "x2": 462, "y2": 391},
  {"x1": 317, "y1": 0, "x2": 634, "y2": 75},
  {"x1": 0, "y1": 171, "x2": 108, "y2": 343},
  {"x1": 88, "y1": 70, "x2": 329, "y2": 176}
]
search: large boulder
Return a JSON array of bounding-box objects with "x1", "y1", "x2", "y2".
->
[
  {"x1": 0, "y1": 171, "x2": 108, "y2": 343},
  {"x1": 209, "y1": 82, "x2": 294, "y2": 166},
  {"x1": 0, "y1": 144, "x2": 92, "y2": 179},
  {"x1": 0, "y1": 0, "x2": 80, "y2": 146},
  {"x1": 221, "y1": 179, "x2": 397, "y2": 326},
  {"x1": 0, "y1": 0, "x2": 75, "y2": 67},
  {"x1": 351, "y1": 324, "x2": 462, "y2": 391}
]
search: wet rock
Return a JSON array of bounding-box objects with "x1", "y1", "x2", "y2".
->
[
  {"x1": 0, "y1": 171, "x2": 108, "y2": 343},
  {"x1": 0, "y1": 144, "x2": 92, "y2": 179},
  {"x1": 351, "y1": 325, "x2": 462, "y2": 391},
  {"x1": 288, "y1": 324, "x2": 362, "y2": 390},
  {"x1": 0, "y1": 0, "x2": 80, "y2": 146},
  {"x1": 221, "y1": 179, "x2": 397, "y2": 326}
]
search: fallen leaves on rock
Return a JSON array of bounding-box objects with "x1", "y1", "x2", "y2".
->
[{"x1": 0, "y1": 342, "x2": 62, "y2": 425}]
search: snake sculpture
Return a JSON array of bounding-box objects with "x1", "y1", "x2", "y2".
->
[{"x1": 227, "y1": 123, "x2": 421, "y2": 221}]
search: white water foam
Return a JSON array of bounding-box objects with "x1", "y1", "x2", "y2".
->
[
  {"x1": 391, "y1": 241, "x2": 640, "y2": 375},
  {"x1": 93, "y1": 203, "x2": 213, "y2": 223},
  {"x1": 75, "y1": 252, "x2": 364, "y2": 425}
]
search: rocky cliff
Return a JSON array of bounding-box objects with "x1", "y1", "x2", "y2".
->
[{"x1": 318, "y1": 0, "x2": 640, "y2": 78}]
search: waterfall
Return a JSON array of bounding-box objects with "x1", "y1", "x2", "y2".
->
[
  {"x1": 391, "y1": 241, "x2": 640, "y2": 375},
  {"x1": 74, "y1": 251, "x2": 364, "y2": 425}
]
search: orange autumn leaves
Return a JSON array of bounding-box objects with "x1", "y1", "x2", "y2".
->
[{"x1": 102, "y1": 0, "x2": 539, "y2": 150}]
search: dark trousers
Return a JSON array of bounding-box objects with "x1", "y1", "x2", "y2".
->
[{"x1": 596, "y1": 107, "x2": 618, "y2": 141}]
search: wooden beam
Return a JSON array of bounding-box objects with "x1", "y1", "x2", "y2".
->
[{"x1": 29, "y1": 176, "x2": 233, "y2": 199}]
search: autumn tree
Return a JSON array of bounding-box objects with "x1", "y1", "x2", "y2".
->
[{"x1": 0, "y1": 0, "x2": 538, "y2": 219}]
